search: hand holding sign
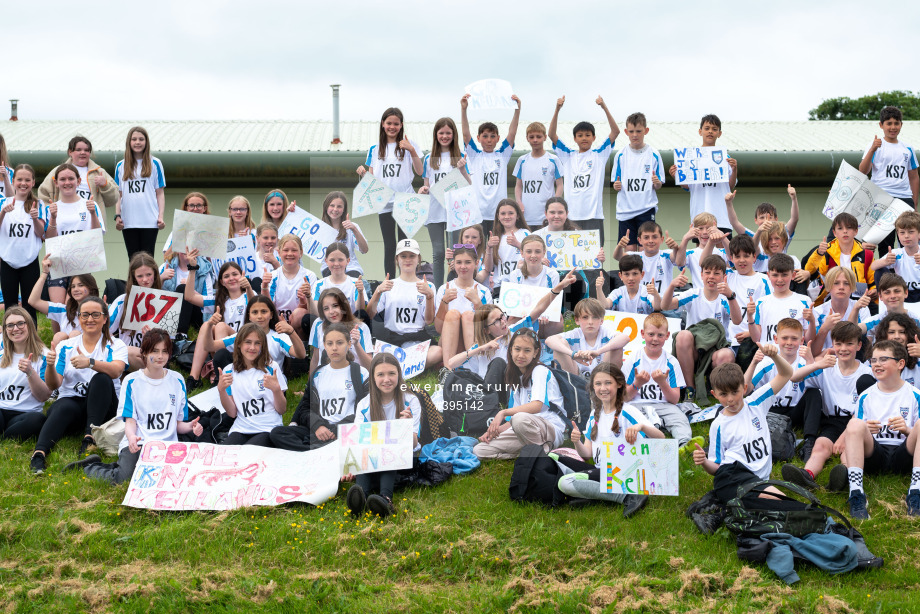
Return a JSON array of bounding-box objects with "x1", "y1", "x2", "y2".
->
[{"x1": 124, "y1": 287, "x2": 183, "y2": 335}]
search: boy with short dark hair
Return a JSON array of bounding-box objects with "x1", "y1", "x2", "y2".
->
[
  {"x1": 611, "y1": 220, "x2": 677, "y2": 294},
  {"x1": 750, "y1": 254, "x2": 813, "y2": 345},
  {"x1": 460, "y1": 93, "x2": 522, "y2": 234},
  {"x1": 672, "y1": 212, "x2": 729, "y2": 289},
  {"x1": 596, "y1": 254, "x2": 653, "y2": 314},
  {"x1": 829, "y1": 340, "x2": 920, "y2": 519},
  {"x1": 724, "y1": 234, "x2": 770, "y2": 347},
  {"x1": 513, "y1": 122, "x2": 563, "y2": 227},
  {"x1": 858, "y1": 106, "x2": 919, "y2": 209},
  {"x1": 548, "y1": 95, "x2": 620, "y2": 243},
  {"x1": 805, "y1": 212, "x2": 875, "y2": 304},
  {"x1": 612, "y1": 112, "x2": 665, "y2": 252},
  {"x1": 871, "y1": 211, "x2": 920, "y2": 301}
]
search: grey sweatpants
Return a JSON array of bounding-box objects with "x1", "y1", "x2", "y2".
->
[
  {"x1": 84, "y1": 447, "x2": 140, "y2": 485},
  {"x1": 557, "y1": 473, "x2": 627, "y2": 503},
  {"x1": 636, "y1": 402, "x2": 692, "y2": 446},
  {"x1": 473, "y1": 414, "x2": 557, "y2": 460}
]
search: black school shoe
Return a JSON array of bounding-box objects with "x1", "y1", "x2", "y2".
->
[
  {"x1": 63, "y1": 454, "x2": 102, "y2": 473},
  {"x1": 366, "y1": 494, "x2": 397, "y2": 518},
  {"x1": 827, "y1": 464, "x2": 849, "y2": 493},
  {"x1": 622, "y1": 495, "x2": 649, "y2": 519},
  {"x1": 78, "y1": 436, "x2": 97, "y2": 456},
  {"x1": 346, "y1": 485, "x2": 366, "y2": 517},
  {"x1": 30, "y1": 453, "x2": 46, "y2": 475},
  {"x1": 781, "y1": 464, "x2": 818, "y2": 491}
]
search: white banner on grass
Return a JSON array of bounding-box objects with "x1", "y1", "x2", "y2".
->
[
  {"x1": 122, "y1": 287, "x2": 183, "y2": 335},
  {"x1": 172, "y1": 210, "x2": 230, "y2": 259},
  {"x1": 338, "y1": 419, "x2": 414, "y2": 476},
  {"x1": 673, "y1": 147, "x2": 731, "y2": 186},
  {"x1": 373, "y1": 340, "x2": 429, "y2": 380},
  {"x1": 352, "y1": 174, "x2": 395, "y2": 219},
  {"x1": 445, "y1": 185, "x2": 483, "y2": 232},
  {"x1": 498, "y1": 283, "x2": 563, "y2": 322},
  {"x1": 600, "y1": 438, "x2": 679, "y2": 496},
  {"x1": 823, "y1": 161, "x2": 913, "y2": 244},
  {"x1": 188, "y1": 386, "x2": 223, "y2": 414},
  {"x1": 603, "y1": 312, "x2": 681, "y2": 360},
  {"x1": 277, "y1": 206, "x2": 340, "y2": 264},
  {"x1": 429, "y1": 168, "x2": 470, "y2": 206},
  {"x1": 464, "y1": 79, "x2": 517, "y2": 111},
  {"x1": 211, "y1": 237, "x2": 259, "y2": 277},
  {"x1": 392, "y1": 193, "x2": 430, "y2": 239},
  {"x1": 121, "y1": 441, "x2": 340, "y2": 510},
  {"x1": 540, "y1": 229, "x2": 602, "y2": 270},
  {"x1": 46, "y1": 228, "x2": 107, "y2": 278}
]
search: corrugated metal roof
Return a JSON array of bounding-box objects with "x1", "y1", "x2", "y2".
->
[{"x1": 2, "y1": 120, "x2": 918, "y2": 153}]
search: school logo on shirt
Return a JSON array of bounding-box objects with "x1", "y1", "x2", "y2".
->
[
  {"x1": 644, "y1": 164, "x2": 650, "y2": 173},
  {"x1": 789, "y1": 309, "x2": 798, "y2": 318},
  {"x1": 901, "y1": 407, "x2": 910, "y2": 419},
  {"x1": 169, "y1": 394, "x2": 176, "y2": 406},
  {"x1": 417, "y1": 295, "x2": 424, "y2": 305},
  {"x1": 79, "y1": 212, "x2": 87, "y2": 221},
  {"x1": 258, "y1": 378, "x2": 265, "y2": 391},
  {"x1": 236, "y1": 306, "x2": 245, "y2": 316},
  {"x1": 586, "y1": 160, "x2": 593, "y2": 169},
  {"x1": 345, "y1": 380, "x2": 353, "y2": 391},
  {"x1": 541, "y1": 167, "x2": 548, "y2": 176},
  {"x1": 752, "y1": 416, "x2": 762, "y2": 431},
  {"x1": 494, "y1": 160, "x2": 502, "y2": 169},
  {"x1": 852, "y1": 392, "x2": 859, "y2": 404},
  {"x1": 712, "y1": 151, "x2": 724, "y2": 165},
  {"x1": 747, "y1": 289, "x2": 756, "y2": 298}
]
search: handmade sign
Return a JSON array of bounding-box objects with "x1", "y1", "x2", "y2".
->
[
  {"x1": 823, "y1": 161, "x2": 913, "y2": 244},
  {"x1": 276, "y1": 206, "x2": 339, "y2": 264},
  {"x1": 599, "y1": 438, "x2": 679, "y2": 496},
  {"x1": 689, "y1": 404, "x2": 720, "y2": 424},
  {"x1": 603, "y1": 312, "x2": 681, "y2": 359},
  {"x1": 541, "y1": 230, "x2": 602, "y2": 269},
  {"x1": 45, "y1": 228, "x2": 107, "y2": 278},
  {"x1": 352, "y1": 174, "x2": 395, "y2": 219},
  {"x1": 188, "y1": 386, "x2": 223, "y2": 414},
  {"x1": 445, "y1": 184, "x2": 483, "y2": 232},
  {"x1": 122, "y1": 287, "x2": 183, "y2": 335},
  {"x1": 673, "y1": 147, "x2": 731, "y2": 186},
  {"x1": 464, "y1": 78, "x2": 517, "y2": 111},
  {"x1": 373, "y1": 340, "x2": 430, "y2": 381},
  {"x1": 429, "y1": 168, "x2": 471, "y2": 206},
  {"x1": 393, "y1": 193, "x2": 430, "y2": 239},
  {"x1": 338, "y1": 419, "x2": 414, "y2": 476},
  {"x1": 498, "y1": 283, "x2": 563, "y2": 323},
  {"x1": 211, "y1": 237, "x2": 259, "y2": 277},
  {"x1": 121, "y1": 441, "x2": 340, "y2": 510},
  {"x1": 172, "y1": 210, "x2": 230, "y2": 258}
]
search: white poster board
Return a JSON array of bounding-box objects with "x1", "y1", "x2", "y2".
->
[
  {"x1": 498, "y1": 283, "x2": 563, "y2": 323},
  {"x1": 392, "y1": 193, "x2": 430, "y2": 239},
  {"x1": 823, "y1": 161, "x2": 913, "y2": 244},
  {"x1": 673, "y1": 147, "x2": 731, "y2": 186},
  {"x1": 373, "y1": 340, "x2": 430, "y2": 380},
  {"x1": 429, "y1": 168, "x2": 471, "y2": 206},
  {"x1": 339, "y1": 419, "x2": 414, "y2": 476},
  {"x1": 188, "y1": 386, "x2": 224, "y2": 414},
  {"x1": 122, "y1": 287, "x2": 184, "y2": 335},
  {"x1": 445, "y1": 185, "x2": 483, "y2": 232},
  {"x1": 464, "y1": 79, "x2": 517, "y2": 111},
  {"x1": 172, "y1": 210, "x2": 231, "y2": 259},
  {"x1": 121, "y1": 441, "x2": 340, "y2": 510},
  {"x1": 211, "y1": 237, "x2": 259, "y2": 278},
  {"x1": 603, "y1": 312, "x2": 681, "y2": 360},
  {"x1": 599, "y1": 438, "x2": 679, "y2": 496},
  {"x1": 352, "y1": 174, "x2": 395, "y2": 219},
  {"x1": 45, "y1": 228, "x2": 107, "y2": 278},
  {"x1": 540, "y1": 229, "x2": 602, "y2": 270},
  {"x1": 277, "y1": 206, "x2": 340, "y2": 264}
]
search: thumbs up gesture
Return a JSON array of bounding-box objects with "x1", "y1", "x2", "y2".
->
[
  {"x1": 17, "y1": 353, "x2": 34, "y2": 375},
  {"x1": 263, "y1": 369, "x2": 280, "y2": 392},
  {"x1": 909, "y1": 335, "x2": 920, "y2": 359},
  {"x1": 883, "y1": 246, "x2": 897, "y2": 266},
  {"x1": 188, "y1": 416, "x2": 204, "y2": 437},
  {"x1": 692, "y1": 443, "x2": 707, "y2": 465},
  {"x1": 787, "y1": 184, "x2": 796, "y2": 198},
  {"x1": 724, "y1": 190, "x2": 737, "y2": 205},
  {"x1": 617, "y1": 230, "x2": 630, "y2": 250},
  {"x1": 71, "y1": 345, "x2": 91, "y2": 370},
  {"x1": 398, "y1": 137, "x2": 416, "y2": 155},
  {"x1": 378, "y1": 272, "x2": 394, "y2": 293},
  {"x1": 664, "y1": 230, "x2": 678, "y2": 250},
  {"x1": 817, "y1": 237, "x2": 829, "y2": 256},
  {"x1": 651, "y1": 171, "x2": 662, "y2": 189},
  {"x1": 487, "y1": 231, "x2": 499, "y2": 248},
  {"x1": 342, "y1": 213, "x2": 356, "y2": 232},
  {"x1": 872, "y1": 134, "x2": 882, "y2": 151},
  {"x1": 570, "y1": 420, "x2": 582, "y2": 443}
]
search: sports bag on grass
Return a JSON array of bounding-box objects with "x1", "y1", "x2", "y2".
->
[
  {"x1": 549, "y1": 367, "x2": 591, "y2": 433},
  {"x1": 766, "y1": 412, "x2": 796, "y2": 461},
  {"x1": 441, "y1": 370, "x2": 501, "y2": 437},
  {"x1": 90, "y1": 416, "x2": 125, "y2": 456},
  {"x1": 725, "y1": 479, "x2": 852, "y2": 538}
]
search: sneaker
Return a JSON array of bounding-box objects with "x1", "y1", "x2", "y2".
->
[
  {"x1": 186, "y1": 376, "x2": 202, "y2": 392},
  {"x1": 622, "y1": 494, "x2": 649, "y2": 519},
  {"x1": 781, "y1": 464, "x2": 818, "y2": 491},
  {"x1": 685, "y1": 388, "x2": 696, "y2": 402},
  {"x1": 799, "y1": 437, "x2": 815, "y2": 462},
  {"x1": 366, "y1": 494, "x2": 396, "y2": 518},
  {"x1": 49, "y1": 389, "x2": 59, "y2": 401},
  {"x1": 679, "y1": 436, "x2": 706, "y2": 456},
  {"x1": 30, "y1": 453, "x2": 46, "y2": 475},
  {"x1": 78, "y1": 436, "x2": 97, "y2": 456},
  {"x1": 63, "y1": 454, "x2": 102, "y2": 473},
  {"x1": 346, "y1": 485, "x2": 366, "y2": 517},
  {"x1": 827, "y1": 464, "x2": 849, "y2": 493},
  {"x1": 848, "y1": 491, "x2": 869, "y2": 520},
  {"x1": 907, "y1": 489, "x2": 920, "y2": 516}
]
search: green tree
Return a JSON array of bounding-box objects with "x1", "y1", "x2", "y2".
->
[{"x1": 808, "y1": 91, "x2": 920, "y2": 120}]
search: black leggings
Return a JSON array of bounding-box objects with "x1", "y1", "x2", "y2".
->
[
  {"x1": 122, "y1": 228, "x2": 159, "y2": 261},
  {"x1": 175, "y1": 284, "x2": 204, "y2": 335},
  {"x1": 0, "y1": 408, "x2": 46, "y2": 440},
  {"x1": 35, "y1": 373, "x2": 118, "y2": 455},
  {"x1": 1, "y1": 258, "x2": 40, "y2": 322},
  {"x1": 222, "y1": 431, "x2": 274, "y2": 447},
  {"x1": 378, "y1": 212, "x2": 406, "y2": 279},
  {"x1": 357, "y1": 470, "x2": 397, "y2": 500}
]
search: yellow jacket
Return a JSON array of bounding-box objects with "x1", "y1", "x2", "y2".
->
[{"x1": 805, "y1": 239, "x2": 874, "y2": 304}]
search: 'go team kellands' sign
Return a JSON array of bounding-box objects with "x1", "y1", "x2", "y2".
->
[
  {"x1": 122, "y1": 287, "x2": 184, "y2": 335},
  {"x1": 277, "y1": 206, "x2": 341, "y2": 265},
  {"x1": 540, "y1": 229, "x2": 602, "y2": 270}
]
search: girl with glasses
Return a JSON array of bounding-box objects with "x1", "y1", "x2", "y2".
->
[
  {"x1": 114, "y1": 127, "x2": 166, "y2": 259},
  {"x1": 435, "y1": 246, "x2": 492, "y2": 366},
  {"x1": 0, "y1": 307, "x2": 51, "y2": 441},
  {"x1": 28, "y1": 258, "x2": 99, "y2": 348},
  {"x1": 227, "y1": 195, "x2": 256, "y2": 244}
]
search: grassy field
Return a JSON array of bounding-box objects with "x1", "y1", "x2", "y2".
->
[{"x1": 1, "y1": 318, "x2": 919, "y2": 612}]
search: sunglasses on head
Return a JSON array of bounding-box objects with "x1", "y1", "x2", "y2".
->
[{"x1": 453, "y1": 244, "x2": 475, "y2": 249}]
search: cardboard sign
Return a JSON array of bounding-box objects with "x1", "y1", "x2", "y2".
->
[
  {"x1": 122, "y1": 287, "x2": 184, "y2": 335},
  {"x1": 673, "y1": 147, "x2": 731, "y2": 186},
  {"x1": 540, "y1": 230, "x2": 602, "y2": 270},
  {"x1": 339, "y1": 419, "x2": 414, "y2": 476},
  {"x1": 823, "y1": 161, "x2": 913, "y2": 244},
  {"x1": 445, "y1": 185, "x2": 484, "y2": 232},
  {"x1": 599, "y1": 438, "x2": 679, "y2": 496},
  {"x1": 121, "y1": 441, "x2": 340, "y2": 510},
  {"x1": 392, "y1": 193, "x2": 430, "y2": 239},
  {"x1": 373, "y1": 340, "x2": 430, "y2": 381},
  {"x1": 464, "y1": 78, "x2": 517, "y2": 111},
  {"x1": 498, "y1": 283, "x2": 563, "y2": 323},
  {"x1": 172, "y1": 210, "x2": 231, "y2": 258},
  {"x1": 429, "y1": 168, "x2": 470, "y2": 206},
  {"x1": 276, "y1": 206, "x2": 339, "y2": 264},
  {"x1": 45, "y1": 228, "x2": 107, "y2": 278},
  {"x1": 603, "y1": 312, "x2": 681, "y2": 359},
  {"x1": 211, "y1": 237, "x2": 259, "y2": 278},
  {"x1": 352, "y1": 174, "x2": 395, "y2": 219}
]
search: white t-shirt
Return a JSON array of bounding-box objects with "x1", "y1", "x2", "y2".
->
[
  {"x1": 751, "y1": 355, "x2": 808, "y2": 410},
  {"x1": 865, "y1": 140, "x2": 919, "y2": 199},
  {"x1": 726, "y1": 270, "x2": 771, "y2": 342},
  {"x1": 556, "y1": 321, "x2": 621, "y2": 377},
  {"x1": 640, "y1": 250, "x2": 674, "y2": 294},
  {"x1": 225, "y1": 360, "x2": 287, "y2": 435},
  {"x1": 0, "y1": 350, "x2": 48, "y2": 413},
  {"x1": 118, "y1": 369, "x2": 187, "y2": 452},
  {"x1": 457, "y1": 317, "x2": 537, "y2": 377},
  {"x1": 491, "y1": 228, "x2": 530, "y2": 287},
  {"x1": 553, "y1": 138, "x2": 613, "y2": 221},
  {"x1": 355, "y1": 394, "x2": 422, "y2": 451},
  {"x1": 903, "y1": 364, "x2": 920, "y2": 388},
  {"x1": 708, "y1": 384, "x2": 775, "y2": 479},
  {"x1": 813, "y1": 300, "x2": 870, "y2": 350},
  {"x1": 376, "y1": 278, "x2": 437, "y2": 335},
  {"x1": 44, "y1": 198, "x2": 105, "y2": 235},
  {"x1": 684, "y1": 247, "x2": 727, "y2": 289},
  {"x1": 465, "y1": 138, "x2": 514, "y2": 219},
  {"x1": 54, "y1": 334, "x2": 129, "y2": 399},
  {"x1": 505, "y1": 266, "x2": 559, "y2": 289},
  {"x1": 607, "y1": 286, "x2": 654, "y2": 314},
  {"x1": 891, "y1": 249, "x2": 920, "y2": 294},
  {"x1": 675, "y1": 290, "x2": 732, "y2": 332},
  {"x1": 308, "y1": 320, "x2": 373, "y2": 354},
  {"x1": 74, "y1": 165, "x2": 92, "y2": 201},
  {"x1": 754, "y1": 252, "x2": 800, "y2": 275},
  {"x1": 509, "y1": 363, "x2": 566, "y2": 446},
  {"x1": 803, "y1": 361, "x2": 873, "y2": 418},
  {"x1": 338, "y1": 225, "x2": 366, "y2": 275},
  {"x1": 623, "y1": 349, "x2": 685, "y2": 403},
  {"x1": 115, "y1": 157, "x2": 166, "y2": 229},
  {"x1": 753, "y1": 292, "x2": 811, "y2": 344},
  {"x1": 584, "y1": 404, "x2": 652, "y2": 465},
  {"x1": 435, "y1": 280, "x2": 492, "y2": 314},
  {"x1": 612, "y1": 145, "x2": 665, "y2": 221},
  {"x1": 220, "y1": 329, "x2": 294, "y2": 388},
  {"x1": 0, "y1": 198, "x2": 44, "y2": 267},
  {"x1": 203, "y1": 293, "x2": 248, "y2": 333},
  {"x1": 47, "y1": 302, "x2": 81, "y2": 336},
  {"x1": 856, "y1": 383, "x2": 920, "y2": 447},
  {"x1": 364, "y1": 140, "x2": 422, "y2": 213},
  {"x1": 423, "y1": 151, "x2": 467, "y2": 224},
  {"x1": 268, "y1": 266, "x2": 318, "y2": 320},
  {"x1": 685, "y1": 155, "x2": 733, "y2": 229},
  {"x1": 863, "y1": 312, "x2": 920, "y2": 344},
  {"x1": 312, "y1": 363, "x2": 369, "y2": 425},
  {"x1": 513, "y1": 152, "x2": 563, "y2": 226},
  {"x1": 312, "y1": 276, "x2": 367, "y2": 315}
]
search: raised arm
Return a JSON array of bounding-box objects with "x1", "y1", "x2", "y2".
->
[
  {"x1": 743, "y1": 348, "x2": 765, "y2": 395},
  {"x1": 759, "y1": 344, "x2": 792, "y2": 394},
  {"x1": 548, "y1": 96, "x2": 564, "y2": 145},
  {"x1": 529, "y1": 271, "x2": 577, "y2": 321},
  {"x1": 182, "y1": 249, "x2": 206, "y2": 308},
  {"x1": 723, "y1": 190, "x2": 748, "y2": 237},
  {"x1": 460, "y1": 94, "x2": 473, "y2": 145},
  {"x1": 785, "y1": 184, "x2": 799, "y2": 236},
  {"x1": 672, "y1": 224, "x2": 696, "y2": 267},
  {"x1": 596, "y1": 95, "x2": 620, "y2": 142},
  {"x1": 657, "y1": 271, "x2": 687, "y2": 311},
  {"x1": 28, "y1": 256, "x2": 53, "y2": 315},
  {"x1": 505, "y1": 95, "x2": 521, "y2": 146}
]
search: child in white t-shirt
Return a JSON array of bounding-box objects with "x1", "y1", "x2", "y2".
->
[
  {"x1": 612, "y1": 112, "x2": 665, "y2": 251},
  {"x1": 545, "y1": 298, "x2": 630, "y2": 377},
  {"x1": 513, "y1": 122, "x2": 563, "y2": 227}
]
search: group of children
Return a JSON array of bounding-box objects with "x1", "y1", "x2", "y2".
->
[{"x1": 0, "y1": 104, "x2": 918, "y2": 521}]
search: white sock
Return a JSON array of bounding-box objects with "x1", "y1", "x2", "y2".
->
[
  {"x1": 848, "y1": 467, "x2": 864, "y2": 496},
  {"x1": 911, "y1": 468, "x2": 920, "y2": 492}
]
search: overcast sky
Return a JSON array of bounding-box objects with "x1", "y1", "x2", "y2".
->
[{"x1": 8, "y1": 0, "x2": 918, "y2": 124}]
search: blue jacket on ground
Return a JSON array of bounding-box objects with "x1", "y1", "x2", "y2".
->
[
  {"x1": 420, "y1": 437, "x2": 480, "y2": 475},
  {"x1": 761, "y1": 531, "x2": 859, "y2": 584}
]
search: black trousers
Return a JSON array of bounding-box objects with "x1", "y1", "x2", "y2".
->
[
  {"x1": 270, "y1": 424, "x2": 338, "y2": 451},
  {"x1": 122, "y1": 227, "x2": 159, "y2": 261},
  {"x1": 175, "y1": 283, "x2": 204, "y2": 335},
  {"x1": 1, "y1": 258, "x2": 40, "y2": 322},
  {"x1": 378, "y1": 212, "x2": 406, "y2": 279},
  {"x1": 35, "y1": 373, "x2": 118, "y2": 455},
  {"x1": 222, "y1": 431, "x2": 274, "y2": 447},
  {"x1": 357, "y1": 471, "x2": 397, "y2": 500},
  {"x1": 0, "y1": 408, "x2": 46, "y2": 440},
  {"x1": 769, "y1": 388, "x2": 822, "y2": 436}
]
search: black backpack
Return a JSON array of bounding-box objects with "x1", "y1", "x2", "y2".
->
[
  {"x1": 441, "y1": 370, "x2": 501, "y2": 437},
  {"x1": 766, "y1": 411, "x2": 796, "y2": 461},
  {"x1": 508, "y1": 444, "x2": 571, "y2": 507},
  {"x1": 548, "y1": 367, "x2": 591, "y2": 433},
  {"x1": 725, "y1": 479, "x2": 852, "y2": 539}
]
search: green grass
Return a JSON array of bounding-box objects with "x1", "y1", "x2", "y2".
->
[{"x1": 1, "y1": 317, "x2": 919, "y2": 612}]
